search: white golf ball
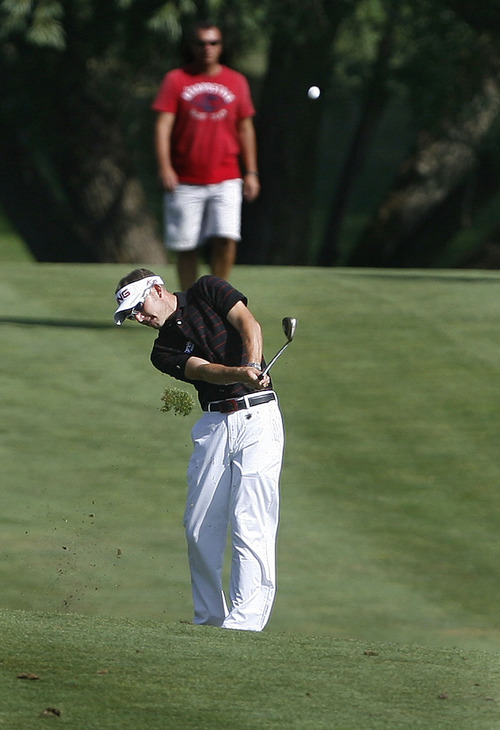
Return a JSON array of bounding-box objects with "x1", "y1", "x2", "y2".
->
[{"x1": 307, "y1": 85, "x2": 321, "y2": 100}]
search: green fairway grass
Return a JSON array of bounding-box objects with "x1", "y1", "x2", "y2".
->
[
  {"x1": 1, "y1": 608, "x2": 499, "y2": 729},
  {"x1": 1, "y1": 263, "x2": 500, "y2": 659}
]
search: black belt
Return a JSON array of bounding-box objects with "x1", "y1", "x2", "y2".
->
[{"x1": 207, "y1": 391, "x2": 276, "y2": 414}]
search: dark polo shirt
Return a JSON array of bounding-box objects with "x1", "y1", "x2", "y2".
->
[{"x1": 150, "y1": 276, "x2": 268, "y2": 410}]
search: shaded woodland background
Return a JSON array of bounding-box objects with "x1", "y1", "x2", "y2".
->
[{"x1": 1, "y1": 0, "x2": 500, "y2": 269}]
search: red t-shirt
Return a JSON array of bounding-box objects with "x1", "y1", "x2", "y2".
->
[{"x1": 152, "y1": 65, "x2": 256, "y2": 184}]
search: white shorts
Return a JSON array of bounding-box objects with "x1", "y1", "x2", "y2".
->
[{"x1": 164, "y1": 178, "x2": 243, "y2": 252}]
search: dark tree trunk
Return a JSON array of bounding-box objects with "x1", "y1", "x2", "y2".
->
[
  {"x1": 54, "y1": 90, "x2": 166, "y2": 264},
  {"x1": 0, "y1": 101, "x2": 166, "y2": 264},
  {"x1": 240, "y1": 2, "x2": 347, "y2": 266},
  {"x1": 318, "y1": 7, "x2": 397, "y2": 267},
  {"x1": 0, "y1": 36, "x2": 166, "y2": 264},
  {"x1": 240, "y1": 45, "x2": 325, "y2": 265}
]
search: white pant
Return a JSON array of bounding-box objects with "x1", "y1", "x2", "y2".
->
[{"x1": 184, "y1": 398, "x2": 284, "y2": 631}]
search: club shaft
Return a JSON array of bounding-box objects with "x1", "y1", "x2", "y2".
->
[{"x1": 260, "y1": 342, "x2": 290, "y2": 378}]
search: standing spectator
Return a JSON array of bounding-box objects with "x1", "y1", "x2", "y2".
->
[{"x1": 153, "y1": 21, "x2": 260, "y2": 290}]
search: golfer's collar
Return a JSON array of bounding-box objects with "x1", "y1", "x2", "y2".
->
[
  {"x1": 175, "y1": 292, "x2": 187, "y2": 308},
  {"x1": 165, "y1": 292, "x2": 186, "y2": 327}
]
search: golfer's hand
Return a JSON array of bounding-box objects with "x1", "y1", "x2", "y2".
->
[{"x1": 245, "y1": 366, "x2": 270, "y2": 389}]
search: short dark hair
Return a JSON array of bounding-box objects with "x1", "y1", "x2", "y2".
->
[
  {"x1": 189, "y1": 20, "x2": 222, "y2": 43},
  {"x1": 115, "y1": 268, "x2": 157, "y2": 294}
]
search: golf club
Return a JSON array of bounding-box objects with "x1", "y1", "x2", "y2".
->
[{"x1": 259, "y1": 317, "x2": 297, "y2": 379}]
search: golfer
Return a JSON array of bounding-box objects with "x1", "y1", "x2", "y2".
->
[{"x1": 114, "y1": 269, "x2": 284, "y2": 631}]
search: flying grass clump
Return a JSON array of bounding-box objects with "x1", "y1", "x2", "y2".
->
[{"x1": 160, "y1": 387, "x2": 195, "y2": 416}]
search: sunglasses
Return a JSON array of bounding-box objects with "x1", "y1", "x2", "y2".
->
[
  {"x1": 126, "y1": 301, "x2": 145, "y2": 320},
  {"x1": 126, "y1": 284, "x2": 154, "y2": 320},
  {"x1": 194, "y1": 40, "x2": 221, "y2": 47}
]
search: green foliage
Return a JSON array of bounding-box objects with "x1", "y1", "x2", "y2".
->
[
  {"x1": 394, "y1": 1, "x2": 490, "y2": 128},
  {"x1": 330, "y1": 0, "x2": 489, "y2": 122},
  {"x1": 147, "y1": 3, "x2": 183, "y2": 39},
  {"x1": 333, "y1": 0, "x2": 390, "y2": 89},
  {"x1": 26, "y1": 0, "x2": 65, "y2": 49},
  {"x1": 161, "y1": 386, "x2": 195, "y2": 416},
  {"x1": 264, "y1": 0, "x2": 345, "y2": 44},
  {"x1": 0, "y1": 0, "x2": 34, "y2": 33},
  {"x1": 0, "y1": 0, "x2": 65, "y2": 48}
]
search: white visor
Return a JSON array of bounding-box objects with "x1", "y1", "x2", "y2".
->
[{"x1": 114, "y1": 275, "x2": 165, "y2": 325}]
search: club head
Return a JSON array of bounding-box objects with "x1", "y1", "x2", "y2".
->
[{"x1": 282, "y1": 317, "x2": 297, "y2": 343}]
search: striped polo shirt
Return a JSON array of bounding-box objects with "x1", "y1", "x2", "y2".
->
[{"x1": 150, "y1": 276, "x2": 268, "y2": 411}]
